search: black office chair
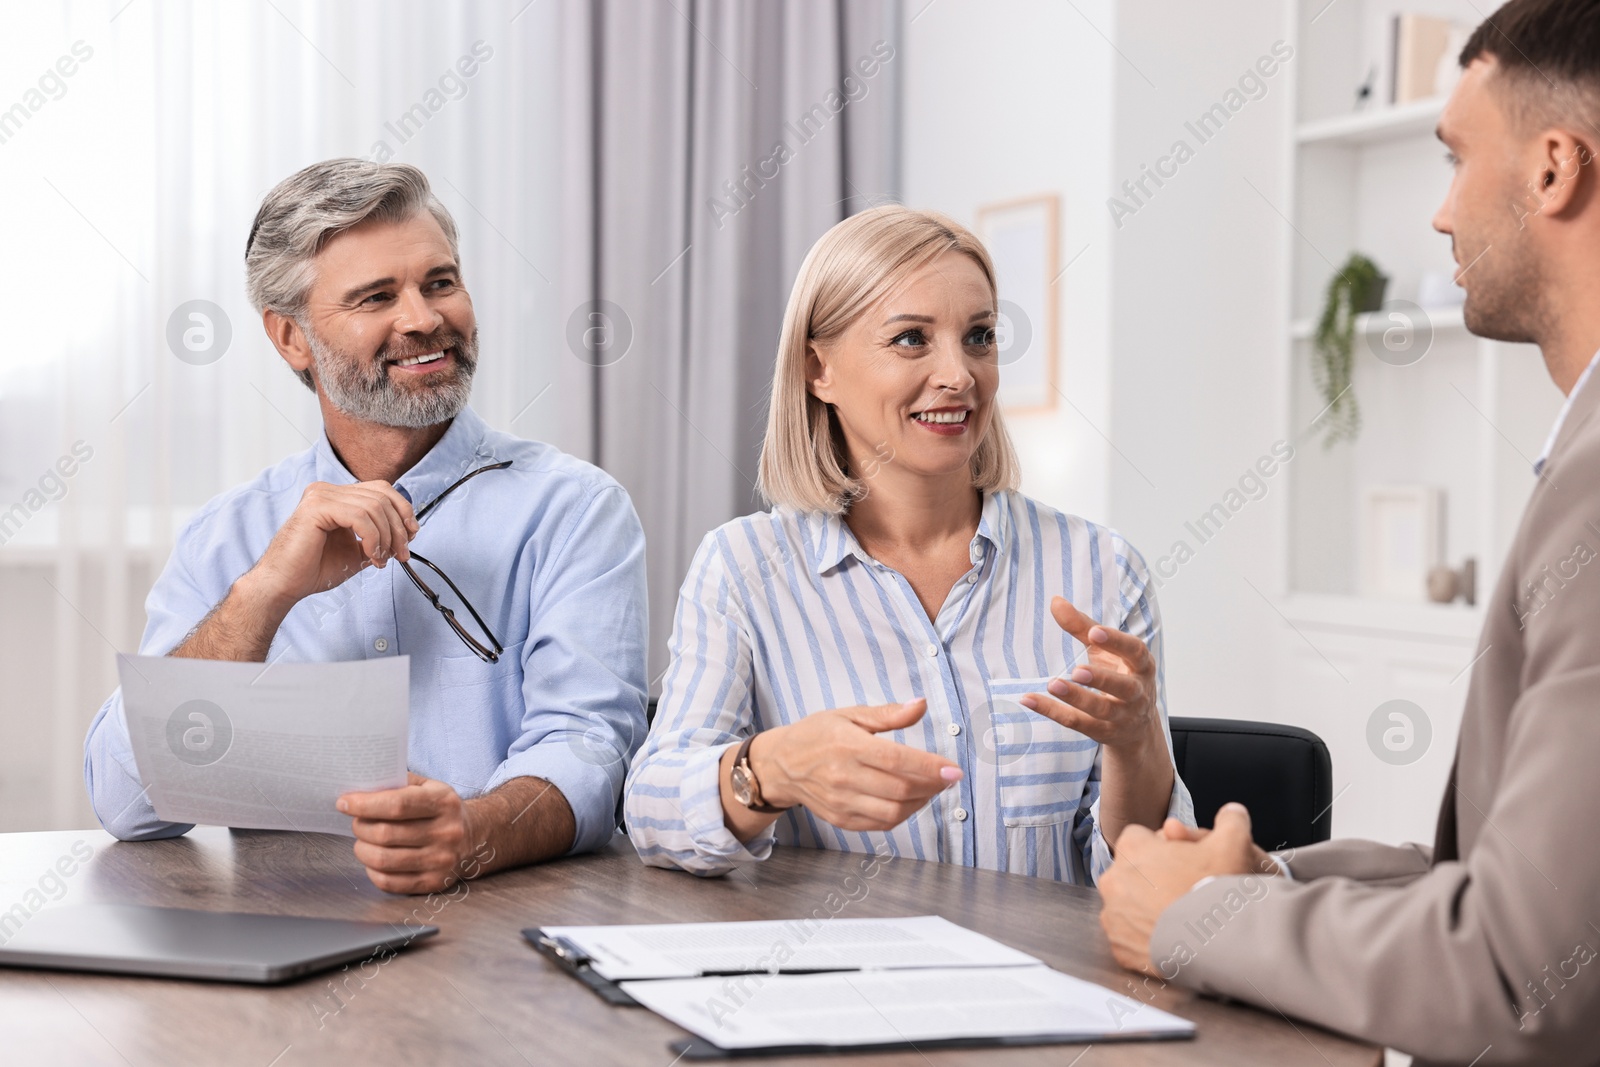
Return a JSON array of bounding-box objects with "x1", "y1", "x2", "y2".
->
[
  {"x1": 615, "y1": 698, "x2": 660, "y2": 835},
  {"x1": 1167, "y1": 717, "x2": 1332, "y2": 851}
]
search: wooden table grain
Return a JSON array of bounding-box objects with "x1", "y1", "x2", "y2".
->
[{"x1": 0, "y1": 827, "x2": 1382, "y2": 1066}]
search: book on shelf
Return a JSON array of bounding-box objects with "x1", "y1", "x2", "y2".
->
[{"x1": 1389, "y1": 13, "x2": 1471, "y2": 104}]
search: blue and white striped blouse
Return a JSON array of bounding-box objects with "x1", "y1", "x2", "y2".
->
[{"x1": 624, "y1": 489, "x2": 1193, "y2": 883}]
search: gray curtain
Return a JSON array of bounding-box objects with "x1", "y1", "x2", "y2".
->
[{"x1": 558, "y1": 0, "x2": 903, "y2": 687}]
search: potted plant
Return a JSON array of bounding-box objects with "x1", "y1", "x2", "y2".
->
[{"x1": 1312, "y1": 252, "x2": 1388, "y2": 446}]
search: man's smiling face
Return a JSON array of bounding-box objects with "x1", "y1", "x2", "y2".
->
[{"x1": 299, "y1": 210, "x2": 480, "y2": 429}]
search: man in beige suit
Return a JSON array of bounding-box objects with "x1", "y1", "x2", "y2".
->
[{"x1": 1097, "y1": 1, "x2": 1600, "y2": 1064}]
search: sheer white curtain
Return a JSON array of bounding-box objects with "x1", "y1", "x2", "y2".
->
[{"x1": 0, "y1": 1, "x2": 566, "y2": 830}]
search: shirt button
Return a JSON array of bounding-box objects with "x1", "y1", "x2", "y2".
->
[
  {"x1": 925, "y1": 643, "x2": 939, "y2": 658},
  {"x1": 946, "y1": 723, "x2": 961, "y2": 736},
  {"x1": 373, "y1": 637, "x2": 389, "y2": 652},
  {"x1": 965, "y1": 572, "x2": 978, "y2": 584},
  {"x1": 970, "y1": 544, "x2": 983, "y2": 565},
  {"x1": 953, "y1": 807, "x2": 969, "y2": 822}
]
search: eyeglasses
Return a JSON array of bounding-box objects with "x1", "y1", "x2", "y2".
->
[{"x1": 400, "y1": 460, "x2": 513, "y2": 663}]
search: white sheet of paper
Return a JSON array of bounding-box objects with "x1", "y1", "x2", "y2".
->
[
  {"x1": 538, "y1": 915, "x2": 1040, "y2": 980},
  {"x1": 118, "y1": 653, "x2": 409, "y2": 836},
  {"x1": 622, "y1": 965, "x2": 1195, "y2": 1050}
]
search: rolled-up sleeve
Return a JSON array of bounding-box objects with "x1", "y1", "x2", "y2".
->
[
  {"x1": 83, "y1": 523, "x2": 217, "y2": 841},
  {"x1": 486, "y1": 484, "x2": 648, "y2": 855},
  {"x1": 625, "y1": 534, "x2": 772, "y2": 876},
  {"x1": 1078, "y1": 539, "x2": 1194, "y2": 882}
]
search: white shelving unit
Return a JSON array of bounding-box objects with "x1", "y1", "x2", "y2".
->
[
  {"x1": 1267, "y1": 1, "x2": 1562, "y2": 845},
  {"x1": 1281, "y1": 0, "x2": 1560, "y2": 625},
  {"x1": 1287, "y1": 303, "x2": 1463, "y2": 341},
  {"x1": 1295, "y1": 95, "x2": 1443, "y2": 146}
]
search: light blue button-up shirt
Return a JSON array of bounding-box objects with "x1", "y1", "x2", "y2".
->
[
  {"x1": 625, "y1": 490, "x2": 1193, "y2": 883},
  {"x1": 84, "y1": 406, "x2": 648, "y2": 853}
]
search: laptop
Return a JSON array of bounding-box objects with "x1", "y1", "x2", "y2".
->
[{"x1": 0, "y1": 903, "x2": 438, "y2": 984}]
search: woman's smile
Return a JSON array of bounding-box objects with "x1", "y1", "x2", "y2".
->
[{"x1": 910, "y1": 405, "x2": 972, "y2": 436}]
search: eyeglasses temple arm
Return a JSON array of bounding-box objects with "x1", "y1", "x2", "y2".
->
[{"x1": 414, "y1": 459, "x2": 514, "y2": 522}]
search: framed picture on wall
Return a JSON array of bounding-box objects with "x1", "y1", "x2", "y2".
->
[
  {"x1": 974, "y1": 194, "x2": 1059, "y2": 413},
  {"x1": 1359, "y1": 485, "x2": 1445, "y2": 601}
]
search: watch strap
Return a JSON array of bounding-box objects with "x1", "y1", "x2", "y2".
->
[{"x1": 734, "y1": 734, "x2": 791, "y2": 814}]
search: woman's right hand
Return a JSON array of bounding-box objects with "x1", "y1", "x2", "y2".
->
[{"x1": 750, "y1": 699, "x2": 964, "y2": 832}]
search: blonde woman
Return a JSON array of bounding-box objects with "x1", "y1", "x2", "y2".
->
[{"x1": 625, "y1": 206, "x2": 1192, "y2": 883}]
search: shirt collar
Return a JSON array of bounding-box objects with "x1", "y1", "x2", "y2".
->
[
  {"x1": 313, "y1": 405, "x2": 500, "y2": 510},
  {"x1": 809, "y1": 490, "x2": 1011, "y2": 575},
  {"x1": 1534, "y1": 348, "x2": 1600, "y2": 475}
]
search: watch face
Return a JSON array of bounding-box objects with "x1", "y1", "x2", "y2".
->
[{"x1": 730, "y1": 764, "x2": 756, "y2": 807}]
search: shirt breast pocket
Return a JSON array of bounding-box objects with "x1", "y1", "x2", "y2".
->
[
  {"x1": 431, "y1": 638, "x2": 526, "y2": 791},
  {"x1": 436, "y1": 638, "x2": 525, "y2": 694},
  {"x1": 982, "y1": 676, "x2": 1098, "y2": 828}
]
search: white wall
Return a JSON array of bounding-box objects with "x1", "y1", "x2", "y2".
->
[
  {"x1": 901, "y1": 0, "x2": 1117, "y2": 525},
  {"x1": 904, "y1": 0, "x2": 1288, "y2": 721},
  {"x1": 1104, "y1": 0, "x2": 1291, "y2": 726}
]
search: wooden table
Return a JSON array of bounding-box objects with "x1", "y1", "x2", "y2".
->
[{"x1": 0, "y1": 828, "x2": 1382, "y2": 1066}]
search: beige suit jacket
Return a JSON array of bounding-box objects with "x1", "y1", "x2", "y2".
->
[{"x1": 1151, "y1": 371, "x2": 1600, "y2": 1066}]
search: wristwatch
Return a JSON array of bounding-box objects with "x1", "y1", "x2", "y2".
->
[{"x1": 730, "y1": 734, "x2": 792, "y2": 814}]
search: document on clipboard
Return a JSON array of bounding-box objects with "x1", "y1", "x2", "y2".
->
[
  {"x1": 531, "y1": 915, "x2": 1039, "y2": 981},
  {"x1": 628, "y1": 966, "x2": 1195, "y2": 1056},
  {"x1": 523, "y1": 916, "x2": 1196, "y2": 1056}
]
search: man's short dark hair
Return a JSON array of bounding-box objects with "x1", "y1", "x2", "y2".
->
[{"x1": 1461, "y1": 0, "x2": 1600, "y2": 133}]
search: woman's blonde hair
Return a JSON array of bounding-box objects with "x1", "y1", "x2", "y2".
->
[{"x1": 757, "y1": 205, "x2": 1022, "y2": 514}]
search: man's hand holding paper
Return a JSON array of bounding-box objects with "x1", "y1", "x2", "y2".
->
[{"x1": 118, "y1": 653, "x2": 410, "y2": 838}]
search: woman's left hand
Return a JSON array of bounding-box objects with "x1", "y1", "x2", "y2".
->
[{"x1": 1018, "y1": 596, "x2": 1163, "y2": 755}]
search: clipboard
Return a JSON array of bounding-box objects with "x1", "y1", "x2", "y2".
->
[
  {"x1": 524, "y1": 921, "x2": 1195, "y2": 1057},
  {"x1": 667, "y1": 1031, "x2": 1194, "y2": 1060},
  {"x1": 526, "y1": 928, "x2": 1194, "y2": 1060},
  {"x1": 622, "y1": 966, "x2": 1195, "y2": 1058},
  {"x1": 524, "y1": 928, "x2": 640, "y2": 1006},
  {"x1": 523, "y1": 927, "x2": 867, "y2": 1005}
]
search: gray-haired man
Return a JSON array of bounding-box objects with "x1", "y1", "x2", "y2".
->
[{"x1": 84, "y1": 159, "x2": 648, "y2": 893}]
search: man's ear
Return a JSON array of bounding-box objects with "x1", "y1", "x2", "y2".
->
[
  {"x1": 806, "y1": 342, "x2": 835, "y2": 405},
  {"x1": 1529, "y1": 129, "x2": 1594, "y2": 219},
  {"x1": 263, "y1": 309, "x2": 314, "y2": 381}
]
